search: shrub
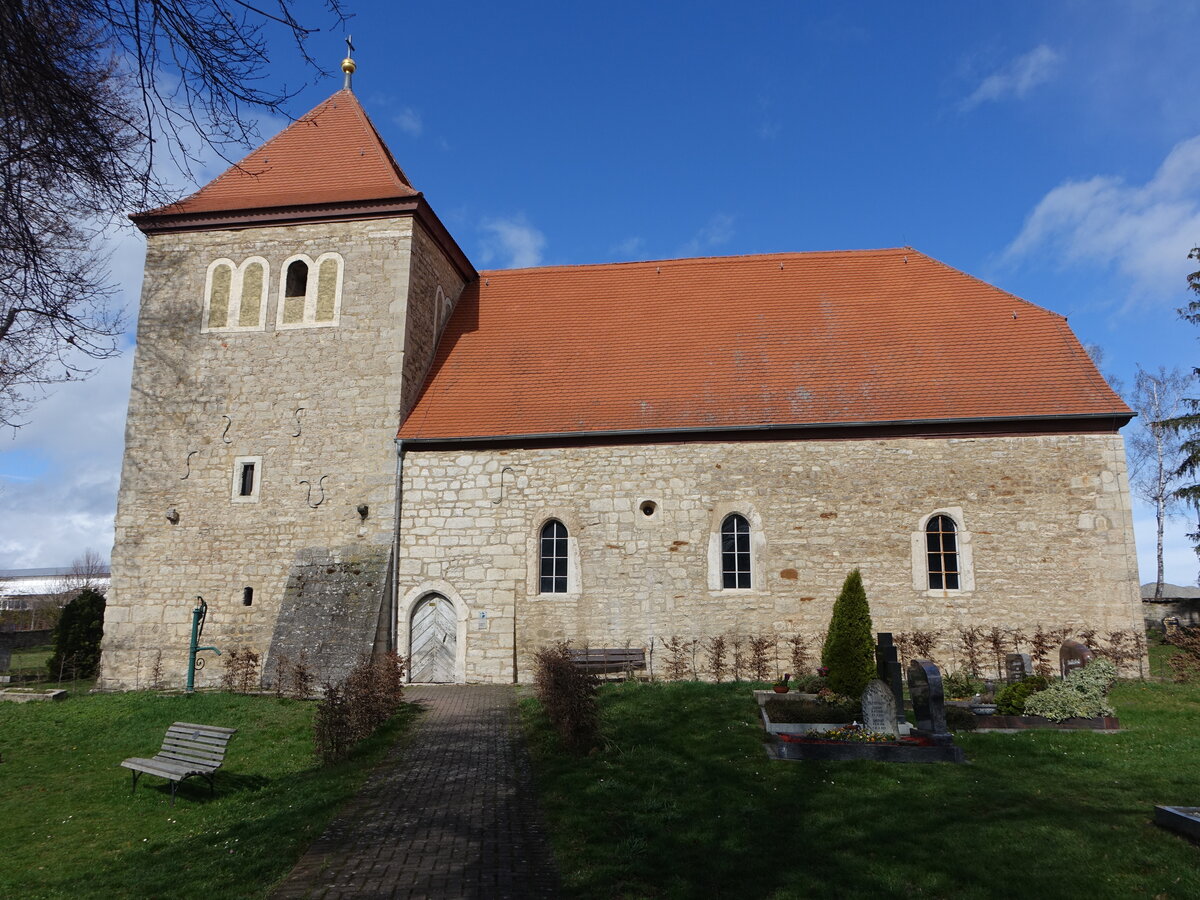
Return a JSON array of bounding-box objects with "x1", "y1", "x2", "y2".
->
[
  {"x1": 47, "y1": 587, "x2": 105, "y2": 679},
  {"x1": 820, "y1": 569, "x2": 875, "y2": 698},
  {"x1": 314, "y1": 652, "x2": 406, "y2": 764},
  {"x1": 705, "y1": 635, "x2": 728, "y2": 683},
  {"x1": 1023, "y1": 659, "x2": 1117, "y2": 722},
  {"x1": 995, "y1": 676, "x2": 1048, "y2": 715},
  {"x1": 220, "y1": 648, "x2": 261, "y2": 693},
  {"x1": 748, "y1": 634, "x2": 775, "y2": 682},
  {"x1": 533, "y1": 642, "x2": 599, "y2": 754},
  {"x1": 944, "y1": 705, "x2": 979, "y2": 732},
  {"x1": 789, "y1": 673, "x2": 826, "y2": 693},
  {"x1": 1166, "y1": 625, "x2": 1200, "y2": 682},
  {"x1": 763, "y1": 696, "x2": 860, "y2": 724},
  {"x1": 942, "y1": 670, "x2": 985, "y2": 700}
]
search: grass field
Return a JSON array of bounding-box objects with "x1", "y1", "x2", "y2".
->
[
  {"x1": 0, "y1": 691, "x2": 416, "y2": 899},
  {"x1": 523, "y1": 678, "x2": 1200, "y2": 899}
]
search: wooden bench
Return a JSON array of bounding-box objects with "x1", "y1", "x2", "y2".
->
[
  {"x1": 121, "y1": 722, "x2": 237, "y2": 805},
  {"x1": 566, "y1": 648, "x2": 646, "y2": 678}
]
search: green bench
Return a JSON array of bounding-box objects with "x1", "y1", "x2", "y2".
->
[{"x1": 121, "y1": 721, "x2": 237, "y2": 805}]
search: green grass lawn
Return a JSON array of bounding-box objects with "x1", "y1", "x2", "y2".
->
[
  {"x1": 0, "y1": 691, "x2": 416, "y2": 899},
  {"x1": 523, "y1": 679, "x2": 1200, "y2": 899},
  {"x1": 8, "y1": 643, "x2": 53, "y2": 671}
]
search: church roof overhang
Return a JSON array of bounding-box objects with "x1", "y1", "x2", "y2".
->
[
  {"x1": 398, "y1": 411, "x2": 1133, "y2": 451},
  {"x1": 131, "y1": 195, "x2": 476, "y2": 282}
]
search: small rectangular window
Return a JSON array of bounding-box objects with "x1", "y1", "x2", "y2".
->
[
  {"x1": 239, "y1": 462, "x2": 256, "y2": 496},
  {"x1": 231, "y1": 455, "x2": 262, "y2": 503}
]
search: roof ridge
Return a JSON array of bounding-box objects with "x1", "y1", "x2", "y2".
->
[{"x1": 478, "y1": 246, "x2": 913, "y2": 276}]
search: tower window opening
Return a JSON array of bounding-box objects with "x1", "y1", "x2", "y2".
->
[
  {"x1": 242, "y1": 586, "x2": 254, "y2": 606},
  {"x1": 285, "y1": 260, "x2": 309, "y2": 297},
  {"x1": 239, "y1": 462, "x2": 256, "y2": 497}
]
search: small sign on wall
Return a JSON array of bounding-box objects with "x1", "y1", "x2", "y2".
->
[{"x1": 477, "y1": 611, "x2": 488, "y2": 632}]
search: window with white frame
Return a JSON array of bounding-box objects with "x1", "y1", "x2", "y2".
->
[
  {"x1": 276, "y1": 252, "x2": 344, "y2": 329},
  {"x1": 720, "y1": 513, "x2": 752, "y2": 589},
  {"x1": 539, "y1": 519, "x2": 569, "y2": 594},
  {"x1": 231, "y1": 456, "x2": 263, "y2": 503},
  {"x1": 911, "y1": 508, "x2": 975, "y2": 593},
  {"x1": 925, "y1": 514, "x2": 959, "y2": 590},
  {"x1": 202, "y1": 257, "x2": 269, "y2": 332}
]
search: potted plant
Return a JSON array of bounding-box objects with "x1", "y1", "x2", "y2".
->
[{"x1": 772, "y1": 673, "x2": 792, "y2": 693}]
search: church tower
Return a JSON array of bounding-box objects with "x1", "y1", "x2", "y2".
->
[{"x1": 100, "y1": 65, "x2": 475, "y2": 689}]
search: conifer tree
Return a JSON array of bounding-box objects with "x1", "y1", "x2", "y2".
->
[
  {"x1": 1161, "y1": 246, "x2": 1200, "y2": 566},
  {"x1": 47, "y1": 587, "x2": 106, "y2": 679},
  {"x1": 820, "y1": 569, "x2": 875, "y2": 697}
]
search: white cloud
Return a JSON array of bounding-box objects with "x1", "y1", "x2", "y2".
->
[
  {"x1": 1003, "y1": 134, "x2": 1200, "y2": 296},
  {"x1": 394, "y1": 107, "x2": 423, "y2": 138},
  {"x1": 0, "y1": 351, "x2": 133, "y2": 568},
  {"x1": 611, "y1": 236, "x2": 645, "y2": 258},
  {"x1": 682, "y1": 213, "x2": 735, "y2": 256},
  {"x1": 479, "y1": 215, "x2": 546, "y2": 269},
  {"x1": 961, "y1": 45, "x2": 1061, "y2": 111}
]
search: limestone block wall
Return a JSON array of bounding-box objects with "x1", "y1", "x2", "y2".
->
[
  {"x1": 396, "y1": 432, "x2": 1142, "y2": 683},
  {"x1": 101, "y1": 215, "x2": 466, "y2": 690}
]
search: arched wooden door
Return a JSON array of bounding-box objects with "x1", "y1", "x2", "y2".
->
[{"x1": 410, "y1": 594, "x2": 457, "y2": 682}]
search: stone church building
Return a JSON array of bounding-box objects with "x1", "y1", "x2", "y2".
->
[{"x1": 98, "y1": 81, "x2": 1142, "y2": 689}]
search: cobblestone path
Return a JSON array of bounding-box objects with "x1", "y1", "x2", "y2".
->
[{"x1": 272, "y1": 684, "x2": 561, "y2": 899}]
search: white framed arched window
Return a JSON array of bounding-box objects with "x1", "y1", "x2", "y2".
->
[
  {"x1": 539, "y1": 519, "x2": 569, "y2": 594},
  {"x1": 202, "y1": 257, "x2": 269, "y2": 333},
  {"x1": 911, "y1": 508, "x2": 975, "y2": 594},
  {"x1": 276, "y1": 252, "x2": 344, "y2": 329},
  {"x1": 720, "y1": 513, "x2": 752, "y2": 589}
]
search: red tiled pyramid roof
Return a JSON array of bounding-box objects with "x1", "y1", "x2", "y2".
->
[
  {"x1": 399, "y1": 248, "x2": 1130, "y2": 441},
  {"x1": 135, "y1": 90, "x2": 418, "y2": 220}
]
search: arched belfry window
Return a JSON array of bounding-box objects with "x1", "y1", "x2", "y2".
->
[
  {"x1": 203, "y1": 257, "x2": 269, "y2": 333},
  {"x1": 539, "y1": 520, "x2": 569, "y2": 594},
  {"x1": 277, "y1": 252, "x2": 344, "y2": 329},
  {"x1": 282, "y1": 259, "x2": 309, "y2": 325},
  {"x1": 720, "y1": 513, "x2": 752, "y2": 589},
  {"x1": 925, "y1": 514, "x2": 960, "y2": 590}
]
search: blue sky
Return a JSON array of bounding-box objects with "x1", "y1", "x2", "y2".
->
[{"x1": 3, "y1": 0, "x2": 1200, "y2": 584}]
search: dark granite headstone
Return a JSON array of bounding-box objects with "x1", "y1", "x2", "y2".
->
[
  {"x1": 1059, "y1": 640, "x2": 1094, "y2": 679},
  {"x1": 861, "y1": 679, "x2": 898, "y2": 736},
  {"x1": 0, "y1": 648, "x2": 10, "y2": 672},
  {"x1": 907, "y1": 659, "x2": 948, "y2": 735},
  {"x1": 1005, "y1": 652, "x2": 1033, "y2": 683},
  {"x1": 875, "y1": 633, "x2": 906, "y2": 729}
]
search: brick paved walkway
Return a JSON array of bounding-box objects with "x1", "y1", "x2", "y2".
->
[{"x1": 272, "y1": 685, "x2": 561, "y2": 900}]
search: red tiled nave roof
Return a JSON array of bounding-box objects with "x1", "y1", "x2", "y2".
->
[{"x1": 399, "y1": 248, "x2": 1130, "y2": 440}]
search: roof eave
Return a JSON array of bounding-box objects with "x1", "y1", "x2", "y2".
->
[
  {"x1": 131, "y1": 195, "x2": 477, "y2": 282},
  {"x1": 399, "y1": 411, "x2": 1134, "y2": 446}
]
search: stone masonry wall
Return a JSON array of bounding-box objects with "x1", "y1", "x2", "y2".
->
[
  {"x1": 396, "y1": 432, "x2": 1142, "y2": 683},
  {"x1": 101, "y1": 215, "x2": 466, "y2": 690}
]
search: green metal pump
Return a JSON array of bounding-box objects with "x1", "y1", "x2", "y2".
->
[{"x1": 186, "y1": 596, "x2": 221, "y2": 692}]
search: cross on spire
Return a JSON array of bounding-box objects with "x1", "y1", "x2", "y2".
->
[{"x1": 341, "y1": 35, "x2": 357, "y2": 91}]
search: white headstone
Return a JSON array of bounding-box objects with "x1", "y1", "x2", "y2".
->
[{"x1": 861, "y1": 679, "x2": 898, "y2": 736}]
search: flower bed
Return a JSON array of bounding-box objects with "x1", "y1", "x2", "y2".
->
[{"x1": 768, "y1": 723, "x2": 966, "y2": 763}]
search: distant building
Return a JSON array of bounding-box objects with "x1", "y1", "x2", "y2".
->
[
  {"x1": 1141, "y1": 583, "x2": 1200, "y2": 630},
  {"x1": 0, "y1": 567, "x2": 111, "y2": 612}
]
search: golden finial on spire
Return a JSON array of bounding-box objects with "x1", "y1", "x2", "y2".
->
[{"x1": 341, "y1": 35, "x2": 356, "y2": 91}]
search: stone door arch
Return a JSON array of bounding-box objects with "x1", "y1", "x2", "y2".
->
[{"x1": 410, "y1": 593, "x2": 457, "y2": 682}]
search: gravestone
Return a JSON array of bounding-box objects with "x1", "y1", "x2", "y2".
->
[
  {"x1": 875, "y1": 633, "x2": 906, "y2": 730},
  {"x1": 861, "y1": 679, "x2": 898, "y2": 736},
  {"x1": 1059, "y1": 640, "x2": 1094, "y2": 679},
  {"x1": 907, "y1": 659, "x2": 949, "y2": 735},
  {"x1": 0, "y1": 648, "x2": 10, "y2": 672},
  {"x1": 1005, "y1": 652, "x2": 1033, "y2": 683}
]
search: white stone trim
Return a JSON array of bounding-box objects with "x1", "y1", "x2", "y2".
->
[
  {"x1": 231, "y1": 455, "x2": 263, "y2": 503},
  {"x1": 706, "y1": 502, "x2": 766, "y2": 593},
  {"x1": 399, "y1": 581, "x2": 468, "y2": 683},
  {"x1": 527, "y1": 511, "x2": 582, "y2": 598},
  {"x1": 911, "y1": 506, "x2": 975, "y2": 594},
  {"x1": 275, "y1": 251, "x2": 344, "y2": 330},
  {"x1": 201, "y1": 257, "x2": 270, "y2": 333}
]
